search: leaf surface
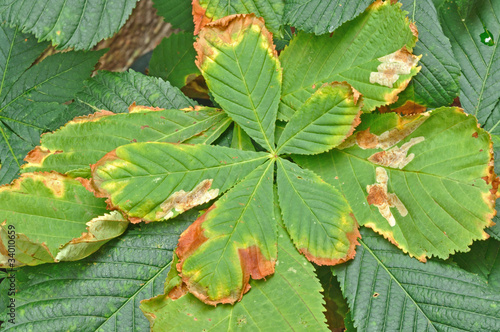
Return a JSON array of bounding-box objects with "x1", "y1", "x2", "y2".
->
[
  {"x1": 22, "y1": 107, "x2": 227, "y2": 177},
  {"x1": 295, "y1": 108, "x2": 497, "y2": 261},
  {"x1": 334, "y1": 227, "x2": 500, "y2": 332},
  {"x1": 277, "y1": 158, "x2": 359, "y2": 265},
  {"x1": 195, "y1": 14, "x2": 281, "y2": 152},
  {"x1": 231, "y1": 123, "x2": 256, "y2": 151},
  {"x1": 0, "y1": 0, "x2": 138, "y2": 50},
  {"x1": 176, "y1": 161, "x2": 275, "y2": 305},
  {"x1": 0, "y1": 172, "x2": 127, "y2": 267},
  {"x1": 68, "y1": 70, "x2": 197, "y2": 116},
  {"x1": 440, "y1": 0, "x2": 500, "y2": 134},
  {"x1": 152, "y1": 0, "x2": 194, "y2": 31},
  {"x1": 279, "y1": 0, "x2": 419, "y2": 120},
  {"x1": 149, "y1": 32, "x2": 200, "y2": 89},
  {"x1": 283, "y1": 0, "x2": 373, "y2": 35},
  {"x1": 194, "y1": 0, "x2": 284, "y2": 35},
  {"x1": 277, "y1": 82, "x2": 362, "y2": 155},
  {"x1": 0, "y1": 25, "x2": 104, "y2": 184},
  {"x1": 0, "y1": 212, "x2": 194, "y2": 330},
  {"x1": 396, "y1": 0, "x2": 461, "y2": 108},
  {"x1": 141, "y1": 203, "x2": 328, "y2": 331},
  {"x1": 89, "y1": 143, "x2": 269, "y2": 223}
]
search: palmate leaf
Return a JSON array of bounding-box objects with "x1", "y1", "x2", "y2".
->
[
  {"x1": 176, "y1": 161, "x2": 276, "y2": 305},
  {"x1": 334, "y1": 227, "x2": 500, "y2": 331},
  {"x1": 67, "y1": 70, "x2": 197, "y2": 116},
  {"x1": 277, "y1": 82, "x2": 362, "y2": 155},
  {"x1": 0, "y1": 25, "x2": 104, "y2": 184},
  {"x1": 279, "y1": 0, "x2": 419, "y2": 120},
  {"x1": 283, "y1": 0, "x2": 373, "y2": 35},
  {"x1": 149, "y1": 32, "x2": 200, "y2": 89},
  {"x1": 0, "y1": 172, "x2": 127, "y2": 267},
  {"x1": 193, "y1": 0, "x2": 284, "y2": 35},
  {"x1": 277, "y1": 158, "x2": 359, "y2": 265},
  {"x1": 0, "y1": 211, "x2": 195, "y2": 331},
  {"x1": 21, "y1": 106, "x2": 227, "y2": 177},
  {"x1": 440, "y1": 0, "x2": 500, "y2": 134},
  {"x1": 395, "y1": 0, "x2": 461, "y2": 108},
  {"x1": 88, "y1": 143, "x2": 269, "y2": 223},
  {"x1": 194, "y1": 14, "x2": 281, "y2": 152},
  {"x1": 0, "y1": 0, "x2": 139, "y2": 50},
  {"x1": 295, "y1": 108, "x2": 497, "y2": 261},
  {"x1": 141, "y1": 201, "x2": 328, "y2": 331}
]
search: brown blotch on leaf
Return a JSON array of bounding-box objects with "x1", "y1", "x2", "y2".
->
[
  {"x1": 176, "y1": 205, "x2": 213, "y2": 261},
  {"x1": 194, "y1": 14, "x2": 277, "y2": 69},
  {"x1": 192, "y1": 0, "x2": 212, "y2": 35},
  {"x1": 356, "y1": 129, "x2": 379, "y2": 150},
  {"x1": 391, "y1": 100, "x2": 427, "y2": 116},
  {"x1": 368, "y1": 137, "x2": 425, "y2": 169},
  {"x1": 300, "y1": 213, "x2": 360, "y2": 266},
  {"x1": 409, "y1": 22, "x2": 419, "y2": 40},
  {"x1": 369, "y1": 47, "x2": 420, "y2": 88},
  {"x1": 156, "y1": 179, "x2": 219, "y2": 220},
  {"x1": 128, "y1": 102, "x2": 164, "y2": 113},
  {"x1": 366, "y1": 167, "x2": 408, "y2": 227},
  {"x1": 472, "y1": 132, "x2": 479, "y2": 138},
  {"x1": 23, "y1": 146, "x2": 52, "y2": 165},
  {"x1": 167, "y1": 283, "x2": 188, "y2": 300}
]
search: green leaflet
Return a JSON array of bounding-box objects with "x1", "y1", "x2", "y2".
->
[
  {"x1": 284, "y1": 0, "x2": 373, "y2": 35},
  {"x1": 141, "y1": 205, "x2": 328, "y2": 331},
  {"x1": 176, "y1": 161, "x2": 276, "y2": 305},
  {"x1": 277, "y1": 82, "x2": 362, "y2": 155},
  {"x1": 195, "y1": 15, "x2": 281, "y2": 152},
  {"x1": 21, "y1": 107, "x2": 227, "y2": 177},
  {"x1": 194, "y1": 0, "x2": 284, "y2": 35},
  {"x1": 0, "y1": 172, "x2": 127, "y2": 267},
  {"x1": 452, "y1": 237, "x2": 500, "y2": 289},
  {"x1": 0, "y1": 0, "x2": 138, "y2": 50},
  {"x1": 277, "y1": 158, "x2": 359, "y2": 265},
  {"x1": 89, "y1": 143, "x2": 269, "y2": 223},
  {"x1": 295, "y1": 108, "x2": 496, "y2": 261},
  {"x1": 396, "y1": 0, "x2": 461, "y2": 108},
  {"x1": 68, "y1": 70, "x2": 197, "y2": 116},
  {"x1": 149, "y1": 32, "x2": 200, "y2": 89},
  {"x1": 0, "y1": 25, "x2": 105, "y2": 184},
  {"x1": 335, "y1": 227, "x2": 500, "y2": 331},
  {"x1": 152, "y1": 0, "x2": 194, "y2": 31},
  {"x1": 440, "y1": 0, "x2": 500, "y2": 134},
  {"x1": 0, "y1": 212, "x2": 194, "y2": 330},
  {"x1": 279, "y1": 0, "x2": 419, "y2": 120},
  {"x1": 184, "y1": 116, "x2": 233, "y2": 145}
]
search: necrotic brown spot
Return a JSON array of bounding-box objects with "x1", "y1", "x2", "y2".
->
[{"x1": 369, "y1": 47, "x2": 420, "y2": 88}]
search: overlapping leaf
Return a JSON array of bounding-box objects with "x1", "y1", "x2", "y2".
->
[
  {"x1": 195, "y1": 14, "x2": 281, "y2": 151},
  {"x1": 89, "y1": 143, "x2": 268, "y2": 223},
  {"x1": 395, "y1": 0, "x2": 461, "y2": 109},
  {"x1": 0, "y1": 25, "x2": 104, "y2": 184},
  {"x1": 334, "y1": 227, "x2": 500, "y2": 331},
  {"x1": 68, "y1": 70, "x2": 197, "y2": 116},
  {"x1": 0, "y1": 172, "x2": 127, "y2": 267},
  {"x1": 141, "y1": 207, "x2": 328, "y2": 331},
  {"x1": 296, "y1": 108, "x2": 497, "y2": 261},
  {"x1": 0, "y1": 212, "x2": 195, "y2": 330},
  {"x1": 0, "y1": 0, "x2": 139, "y2": 50},
  {"x1": 440, "y1": 0, "x2": 500, "y2": 133},
  {"x1": 284, "y1": 0, "x2": 373, "y2": 35},
  {"x1": 149, "y1": 32, "x2": 200, "y2": 89},
  {"x1": 22, "y1": 106, "x2": 227, "y2": 177},
  {"x1": 277, "y1": 82, "x2": 362, "y2": 155},
  {"x1": 176, "y1": 161, "x2": 276, "y2": 305},
  {"x1": 193, "y1": 0, "x2": 284, "y2": 35},
  {"x1": 277, "y1": 158, "x2": 359, "y2": 265},
  {"x1": 279, "y1": 0, "x2": 419, "y2": 120}
]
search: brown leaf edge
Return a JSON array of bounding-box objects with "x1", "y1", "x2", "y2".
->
[
  {"x1": 175, "y1": 204, "x2": 276, "y2": 306},
  {"x1": 194, "y1": 13, "x2": 277, "y2": 70},
  {"x1": 299, "y1": 213, "x2": 361, "y2": 266}
]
